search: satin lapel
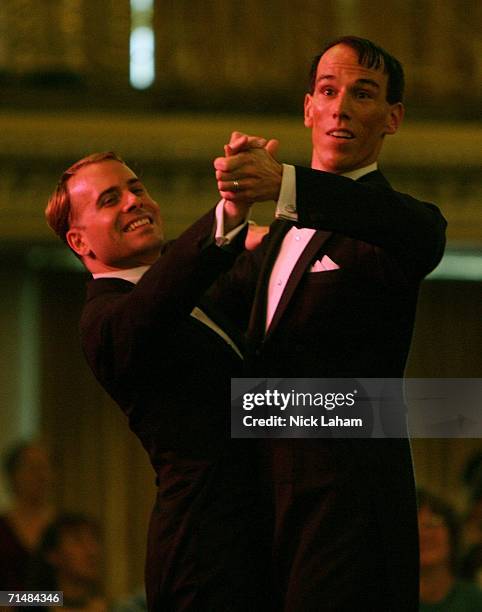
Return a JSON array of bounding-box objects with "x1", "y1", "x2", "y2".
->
[
  {"x1": 266, "y1": 229, "x2": 333, "y2": 338},
  {"x1": 247, "y1": 221, "x2": 293, "y2": 346}
]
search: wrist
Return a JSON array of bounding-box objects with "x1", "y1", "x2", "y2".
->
[{"x1": 223, "y1": 200, "x2": 250, "y2": 232}]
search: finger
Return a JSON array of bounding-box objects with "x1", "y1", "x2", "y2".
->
[
  {"x1": 246, "y1": 136, "x2": 267, "y2": 149},
  {"x1": 214, "y1": 156, "x2": 236, "y2": 171},
  {"x1": 266, "y1": 138, "x2": 279, "y2": 156},
  {"x1": 213, "y1": 152, "x2": 247, "y2": 172},
  {"x1": 219, "y1": 189, "x2": 241, "y2": 202},
  {"x1": 215, "y1": 169, "x2": 244, "y2": 181},
  {"x1": 228, "y1": 135, "x2": 251, "y2": 155},
  {"x1": 218, "y1": 179, "x2": 243, "y2": 193},
  {"x1": 229, "y1": 132, "x2": 268, "y2": 152},
  {"x1": 229, "y1": 131, "x2": 247, "y2": 144}
]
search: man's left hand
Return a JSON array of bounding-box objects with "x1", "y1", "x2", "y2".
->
[{"x1": 214, "y1": 132, "x2": 283, "y2": 204}]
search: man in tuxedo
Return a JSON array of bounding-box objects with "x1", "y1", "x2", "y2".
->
[
  {"x1": 211, "y1": 37, "x2": 447, "y2": 610},
  {"x1": 45, "y1": 151, "x2": 273, "y2": 611}
]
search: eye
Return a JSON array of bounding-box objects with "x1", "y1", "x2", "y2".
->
[
  {"x1": 320, "y1": 87, "x2": 335, "y2": 97},
  {"x1": 101, "y1": 193, "x2": 119, "y2": 207},
  {"x1": 356, "y1": 90, "x2": 373, "y2": 100}
]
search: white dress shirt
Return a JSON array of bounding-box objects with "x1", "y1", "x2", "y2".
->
[{"x1": 265, "y1": 162, "x2": 378, "y2": 330}]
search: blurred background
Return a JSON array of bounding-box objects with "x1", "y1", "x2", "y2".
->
[{"x1": 0, "y1": 0, "x2": 480, "y2": 601}]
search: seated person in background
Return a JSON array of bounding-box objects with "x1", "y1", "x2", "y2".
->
[
  {"x1": 0, "y1": 440, "x2": 55, "y2": 590},
  {"x1": 418, "y1": 488, "x2": 482, "y2": 611},
  {"x1": 28, "y1": 513, "x2": 107, "y2": 612},
  {"x1": 459, "y1": 452, "x2": 482, "y2": 589}
]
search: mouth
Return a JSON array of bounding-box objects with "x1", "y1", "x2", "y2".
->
[
  {"x1": 123, "y1": 216, "x2": 153, "y2": 233},
  {"x1": 327, "y1": 129, "x2": 355, "y2": 140}
]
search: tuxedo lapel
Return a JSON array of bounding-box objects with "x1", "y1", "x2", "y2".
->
[
  {"x1": 247, "y1": 221, "x2": 292, "y2": 346},
  {"x1": 247, "y1": 170, "x2": 387, "y2": 348},
  {"x1": 259, "y1": 171, "x2": 388, "y2": 341},
  {"x1": 266, "y1": 229, "x2": 332, "y2": 338}
]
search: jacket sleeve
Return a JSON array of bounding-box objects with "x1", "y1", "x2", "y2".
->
[
  {"x1": 80, "y1": 207, "x2": 247, "y2": 388},
  {"x1": 294, "y1": 166, "x2": 447, "y2": 277}
]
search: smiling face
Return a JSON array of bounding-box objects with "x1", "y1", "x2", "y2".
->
[
  {"x1": 304, "y1": 44, "x2": 404, "y2": 174},
  {"x1": 66, "y1": 160, "x2": 164, "y2": 273}
]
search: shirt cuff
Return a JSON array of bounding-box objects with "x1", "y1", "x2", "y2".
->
[
  {"x1": 215, "y1": 199, "x2": 250, "y2": 246},
  {"x1": 275, "y1": 163, "x2": 298, "y2": 221}
]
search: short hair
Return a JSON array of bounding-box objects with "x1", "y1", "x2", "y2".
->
[
  {"x1": 45, "y1": 151, "x2": 125, "y2": 245},
  {"x1": 417, "y1": 488, "x2": 460, "y2": 571},
  {"x1": 308, "y1": 36, "x2": 405, "y2": 104},
  {"x1": 28, "y1": 513, "x2": 101, "y2": 592}
]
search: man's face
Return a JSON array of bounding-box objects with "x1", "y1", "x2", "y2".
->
[
  {"x1": 66, "y1": 160, "x2": 164, "y2": 273},
  {"x1": 304, "y1": 44, "x2": 404, "y2": 174}
]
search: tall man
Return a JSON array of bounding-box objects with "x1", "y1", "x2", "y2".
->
[
  {"x1": 45, "y1": 151, "x2": 273, "y2": 611},
  {"x1": 212, "y1": 37, "x2": 447, "y2": 610}
]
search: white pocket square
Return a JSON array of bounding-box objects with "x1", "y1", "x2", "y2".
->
[{"x1": 309, "y1": 254, "x2": 340, "y2": 272}]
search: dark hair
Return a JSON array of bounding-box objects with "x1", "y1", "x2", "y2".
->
[
  {"x1": 2, "y1": 440, "x2": 47, "y2": 488},
  {"x1": 417, "y1": 488, "x2": 460, "y2": 571},
  {"x1": 309, "y1": 36, "x2": 405, "y2": 104},
  {"x1": 28, "y1": 513, "x2": 101, "y2": 592},
  {"x1": 40, "y1": 513, "x2": 100, "y2": 556}
]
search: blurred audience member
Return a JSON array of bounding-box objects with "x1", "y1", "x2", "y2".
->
[
  {"x1": 461, "y1": 543, "x2": 482, "y2": 588},
  {"x1": 418, "y1": 488, "x2": 482, "y2": 611},
  {"x1": 29, "y1": 513, "x2": 107, "y2": 611},
  {"x1": 0, "y1": 440, "x2": 55, "y2": 589}
]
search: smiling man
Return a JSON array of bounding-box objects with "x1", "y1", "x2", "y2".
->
[
  {"x1": 45, "y1": 151, "x2": 272, "y2": 611},
  {"x1": 211, "y1": 36, "x2": 447, "y2": 610},
  {"x1": 64, "y1": 159, "x2": 164, "y2": 271}
]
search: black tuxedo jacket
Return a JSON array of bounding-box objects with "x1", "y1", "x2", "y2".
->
[
  {"x1": 80, "y1": 209, "x2": 270, "y2": 611},
  {"x1": 208, "y1": 168, "x2": 447, "y2": 611}
]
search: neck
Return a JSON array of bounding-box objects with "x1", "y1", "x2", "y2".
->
[
  {"x1": 420, "y1": 565, "x2": 455, "y2": 603},
  {"x1": 85, "y1": 249, "x2": 161, "y2": 274}
]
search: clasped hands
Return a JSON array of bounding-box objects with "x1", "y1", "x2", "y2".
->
[{"x1": 214, "y1": 131, "x2": 283, "y2": 209}]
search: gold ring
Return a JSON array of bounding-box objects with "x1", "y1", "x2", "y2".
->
[{"x1": 233, "y1": 179, "x2": 239, "y2": 192}]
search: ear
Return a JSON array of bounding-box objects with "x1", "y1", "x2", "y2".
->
[
  {"x1": 384, "y1": 102, "x2": 404, "y2": 136},
  {"x1": 66, "y1": 227, "x2": 90, "y2": 257},
  {"x1": 304, "y1": 93, "x2": 314, "y2": 128}
]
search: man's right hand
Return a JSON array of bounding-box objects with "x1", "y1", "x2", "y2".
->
[{"x1": 214, "y1": 131, "x2": 283, "y2": 206}]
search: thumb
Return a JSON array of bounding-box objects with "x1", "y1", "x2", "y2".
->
[{"x1": 265, "y1": 139, "x2": 279, "y2": 157}]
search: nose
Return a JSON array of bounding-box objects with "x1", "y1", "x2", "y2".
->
[
  {"x1": 332, "y1": 90, "x2": 351, "y2": 119},
  {"x1": 122, "y1": 190, "x2": 143, "y2": 212}
]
